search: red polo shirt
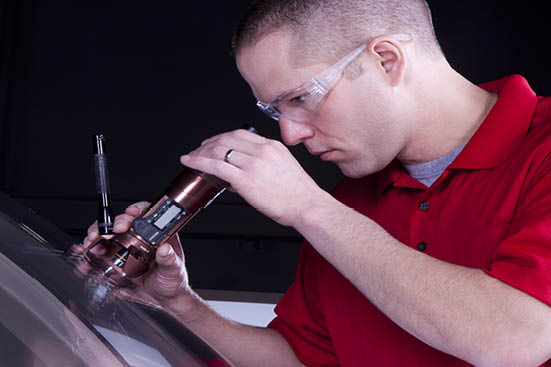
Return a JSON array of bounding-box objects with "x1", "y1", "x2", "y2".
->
[{"x1": 269, "y1": 75, "x2": 551, "y2": 366}]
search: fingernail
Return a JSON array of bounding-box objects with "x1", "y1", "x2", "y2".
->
[
  {"x1": 114, "y1": 222, "x2": 125, "y2": 231},
  {"x1": 127, "y1": 203, "x2": 139, "y2": 210},
  {"x1": 157, "y1": 245, "x2": 169, "y2": 257},
  {"x1": 158, "y1": 245, "x2": 173, "y2": 257},
  {"x1": 180, "y1": 155, "x2": 190, "y2": 162}
]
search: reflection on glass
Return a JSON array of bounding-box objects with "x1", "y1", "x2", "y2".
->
[{"x1": 0, "y1": 192, "x2": 232, "y2": 367}]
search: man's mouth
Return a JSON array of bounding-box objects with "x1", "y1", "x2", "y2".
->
[
  {"x1": 319, "y1": 150, "x2": 335, "y2": 161},
  {"x1": 307, "y1": 146, "x2": 335, "y2": 161}
]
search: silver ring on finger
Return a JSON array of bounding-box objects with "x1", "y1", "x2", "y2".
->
[{"x1": 224, "y1": 149, "x2": 235, "y2": 163}]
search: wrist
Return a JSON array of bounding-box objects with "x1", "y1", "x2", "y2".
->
[
  {"x1": 294, "y1": 188, "x2": 338, "y2": 232},
  {"x1": 160, "y1": 287, "x2": 205, "y2": 322}
]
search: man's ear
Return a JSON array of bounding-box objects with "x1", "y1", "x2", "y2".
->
[{"x1": 369, "y1": 36, "x2": 407, "y2": 87}]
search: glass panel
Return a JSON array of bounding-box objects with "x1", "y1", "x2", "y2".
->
[{"x1": 0, "y1": 192, "x2": 232, "y2": 367}]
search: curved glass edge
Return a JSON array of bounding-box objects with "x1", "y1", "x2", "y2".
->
[{"x1": 0, "y1": 191, "x2": 233, "y2": 367}]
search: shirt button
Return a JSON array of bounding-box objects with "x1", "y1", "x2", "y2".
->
[
  {"x1": 417, "y1": 242, "x2": 427, "y2": 252},
  {"x1": 419, "y1": 201, "x2": 430, "y2": 211}
]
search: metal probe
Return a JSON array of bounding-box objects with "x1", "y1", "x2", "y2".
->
[{"x1": 93, "y1": 134, "x2": 115, "y2": 235}]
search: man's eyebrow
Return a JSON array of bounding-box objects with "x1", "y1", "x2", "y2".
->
[
  {"x1": 258, "y1": 88, "x2": 285, "y2": 103},
  {"x1": 270, "y1": 85, "x2": 300, "y2": 101},
  {"x1": 261, "y1": 77, "x2": 306, "y2": 103}
]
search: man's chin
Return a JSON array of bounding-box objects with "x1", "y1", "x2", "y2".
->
[
  {"x1": 337, "y1": 164, "x2": 366, "y2": 179},
  {"x1": 337, "y1": 161, "x2": 383, "y2": 179}
]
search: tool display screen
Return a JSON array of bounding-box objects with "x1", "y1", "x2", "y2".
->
[
  {"x1": 132, "y1": 198, "x2": 188, "y2": 246},
  {"x1": 153, "y1": 205, "x2": 181, "y2": 230}
]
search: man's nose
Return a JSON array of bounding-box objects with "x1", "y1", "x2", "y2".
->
[{"x1": 278, "y1": 116, "x2": 315, "y2": 146}]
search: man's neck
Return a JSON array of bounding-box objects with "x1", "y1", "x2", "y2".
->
[{"x1": 398, "y1": 62, "x2": 498, "y2": 165}]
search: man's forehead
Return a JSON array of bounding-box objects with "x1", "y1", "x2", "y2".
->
[
  {"x1": 236, "y1": 32, "x2": 326, "y2": 102},
  {"x1": 236, "y1": 32, "x2": 296, "y2": 99}
]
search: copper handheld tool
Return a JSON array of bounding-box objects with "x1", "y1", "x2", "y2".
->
[{"x1": 86, "y1": 125, "x2": 259, "y2": 279}]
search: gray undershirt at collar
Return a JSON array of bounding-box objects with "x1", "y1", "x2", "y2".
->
[{"x1": 403, "y1": 141, "x2": 468, "y2": 187}]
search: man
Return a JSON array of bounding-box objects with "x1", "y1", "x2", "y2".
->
[{"x1": 85, "y1": 0, "x2": 551, "y2": 365}]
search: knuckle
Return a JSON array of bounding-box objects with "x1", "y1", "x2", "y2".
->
[
  {"x1": 114, "y1": 214, "x2": 133, "y2": 228},
  {"x1": 215, "y1": 145, "x2": 227, "y2": 157},
  {"x1": 268, "y1": 139, "x2": 284, "y2": 150},
  {"x1": 200, "y1": 137, "x2": 212, "y2": 146},
  {"x1": 208, "y1": 145, "x2": 220, "y2": 157},
  {"x1": 258, "y1": 143, "x2": 274, "y2": 157},
  {"x1": 213, "y1": 159, "x2": 226, "y2": 174},
  {"x1": 115, "y1": 213, "x2": 129, "y2": 221},
  {"x1": 250, "y1": 158, "x2": 265, "y2": 174},
  {"x1": 217, "y1": 135, "x2": 232, "y2": 147}
]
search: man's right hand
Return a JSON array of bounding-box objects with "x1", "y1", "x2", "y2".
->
[
  {"x1": 82, "y1": 201, "x2": 196, "y2": 315},
  {"x1": 82, "y1": 202, "x2": 304, "y2": 367}
]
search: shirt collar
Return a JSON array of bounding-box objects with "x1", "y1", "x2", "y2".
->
[
  {"x1": 449, "y1": 74, "x2": 538, "y2": 169},
  {"x1": 375, "y1": 75, "x2": 538, "y2": 196}
]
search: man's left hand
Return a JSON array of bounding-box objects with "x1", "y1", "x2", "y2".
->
[{"x1": 180, "y1": 128, "x2": 324, "y2": 227}]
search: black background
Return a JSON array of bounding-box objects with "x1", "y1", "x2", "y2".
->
[{"x1": 0, "y1": 1, "x2": 549, "y2": 293}]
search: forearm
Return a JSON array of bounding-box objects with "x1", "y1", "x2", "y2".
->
[
  {"x1": 163, "y1": 290, "x2": 303, "y2": 367},
  {"x1": 295, "y1": 190, "x2": 551, "y2": 365}
]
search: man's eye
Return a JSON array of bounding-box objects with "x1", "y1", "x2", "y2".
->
[{"x1": 288, "y1": 94, "x2": 307, "y2": 105}]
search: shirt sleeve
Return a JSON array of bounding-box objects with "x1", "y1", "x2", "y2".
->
[
  {"x1": 484, "y1": 152, "x2": 551, "y2": 305},
  {"x1": 268, "y1": 242, "x2": 340, "y2": 366}
]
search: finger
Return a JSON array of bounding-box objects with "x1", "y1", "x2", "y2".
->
[
  {"x1": 124, "y1": 201, "x2": 150, "y2": 216},
  {"x1": 82, "y1": 236, "x2": 94, "y2": 248},
  {"x1": 194, "y1": 144, "x2": 252, "y2": 168},
  {"x1": 200, "y1": 129, "x2": 265, "y2": 147},
  {"x1": 210, "y1": 136, "x2": 267, "y2": 158},
  {"x1": 106, "y1": 201, "x2": 150, "y2": 233},
  {"x1": 183, "y1": 135, "x2": 263, "y2": 168},
  {"x1": 69, "y1": 243, "x2": 87, "y2": 254},
  {"x1": 155, "y1": 243, "x2": 184, "y2": 280},
  {"x1": 87, "y1": 221, "x2": 99, "y2": 235},
  {"x1": 180, "y1": 154, "x2": 243, "y2": 185},
  {"x1": 113, "y1": 213, "x2": 141, "y2": 232},
  {"x1": 74, "y1": 257, "x2": 92, "y2": 277},
  {"x1": 167, "y1": 234, "x2": 185, "y2": 260},
  {"x1": 220, "y1": 147, "x2": 250, "y2": 169},
  {"x1": 84, "y1": 222, "x2": 100, "y2": 244},
  {"x1": 84, "y1": 227, "x2": 99, "y2": 247},
  {"x1": 82, "y1": 240, "x2": 108, "y2": 255}
]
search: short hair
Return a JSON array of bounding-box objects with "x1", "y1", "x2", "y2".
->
[{"x1": 232, "y1": 0, "x2": 443, "y2": 66}]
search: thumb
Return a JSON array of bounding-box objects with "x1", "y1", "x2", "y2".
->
[{"x1": 155, "y1": 243, "x2": 184, "y2": 280}]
